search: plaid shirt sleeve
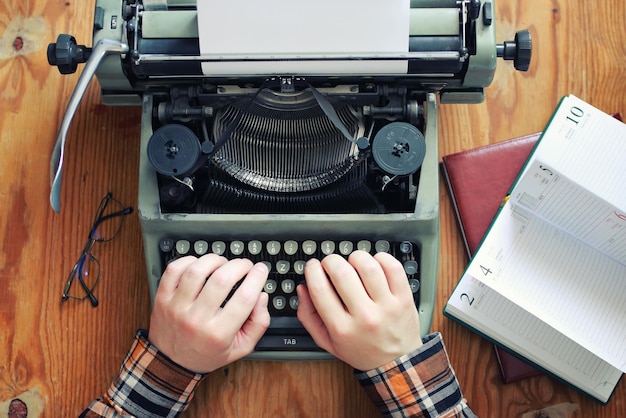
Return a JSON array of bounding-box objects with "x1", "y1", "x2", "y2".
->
[
  {"x1": 355, "y1": 333, "x2": 476, "y2": 418},
  {"x1": 80, "y1": 330, "x2": 206, "y2": 418}
]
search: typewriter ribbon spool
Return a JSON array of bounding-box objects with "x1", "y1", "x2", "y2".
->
[
  {"x1": 147, "y1": 124, "x2": 207, "y2": 177},
  {"x1": 371, "y1": 122, "x2": 426, "y2": 176}
]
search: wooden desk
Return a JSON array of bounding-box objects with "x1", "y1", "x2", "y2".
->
[{"x1": 1, "y1": 1, "x2": 624, "y2": 416}]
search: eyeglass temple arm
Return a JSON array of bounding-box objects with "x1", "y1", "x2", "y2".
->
[
  {"x1": 83, "y1": 282, "x2": 99, "y2": 308},
  {"x1": 90, "y1": 207, "x2": 134, "y2": 235},
  {"x1": 50, "y1": 39, "x2": 130, "y2": 213}
]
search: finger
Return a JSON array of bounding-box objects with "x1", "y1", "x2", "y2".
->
[
  {"x1": 374, "y1": 252, "x2": 413, "y2": 299},
  {"x1": 348, "y1": 250, "x2": 393, "y2": 303},
  {"x1": 320, "y1": 254, "x2": 372, "y2": 313},
  {"x1": 198, "y1": 258, "x2": 255, "y2": 312},
  {"x1": 172, "y1": 254, "x2": 229, "y2": 303},
  {"x1": 296, "y1": 284, "x2": 333, "y2": 353},
  {"x1": 303, "y1": 258, "x2": 349, "y2": 324},
  {"x1": 232, "y1": 291, "x2": 271, "y2": 358},
  {"x1": 218, "y1": 262, "x2": 269, "y2": 326},
  {"x1": 157, "y1": 256, "x2": 199, "y2": 298}
]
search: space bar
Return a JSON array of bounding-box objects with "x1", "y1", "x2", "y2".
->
[
  {"x1": 267, "y1": 316, "x2": 307, "y2": 333},
  {"x1": 255, "y1": 335, "x2": 321, "y2": 351}
]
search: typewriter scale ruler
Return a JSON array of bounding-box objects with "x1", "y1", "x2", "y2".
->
[{"x1": 371, "y1": 122, "x2": 426, "y2": 176}]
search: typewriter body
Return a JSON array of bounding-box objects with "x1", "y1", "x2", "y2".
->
[{"x1": 48, "y1": 0, "x2": 530, "y2": 359}]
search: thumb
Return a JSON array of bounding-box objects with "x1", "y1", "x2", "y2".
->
[
  {"x1": 296, "y1": 285, "x2": 333, "y2": 353},
  {"x1": 235, "y1": 292, "x2": 271, "y2": 355}
]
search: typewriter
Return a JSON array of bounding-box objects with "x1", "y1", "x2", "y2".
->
[{"x1": 48, "y1": 0, "x2": 531, "y2": 359}]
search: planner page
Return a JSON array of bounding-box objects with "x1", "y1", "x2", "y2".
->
[
  {"x1": 520, "y1": 95, "x2": 626, "y2": 210},
  {"x1": 511, "y1": 160, "x2": 626, "y2": 264},
  {"x1": 465, "y1": 202, "x2": 626, "y2": 372},
  {"x1": 447, "y1": 276, "x2": 622, "y2": 403}
]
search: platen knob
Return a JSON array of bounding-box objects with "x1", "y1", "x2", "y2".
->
[
  {"x1": 47, "y1": 34, "x2": 91, "y2": 74},
  {"x1": 497, "y1": 30, "x2": 532, "y2": 72}
]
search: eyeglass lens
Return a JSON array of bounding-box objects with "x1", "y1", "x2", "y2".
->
[{"x1": 64, "y1": 253, "x2": 100, "y2": 306}]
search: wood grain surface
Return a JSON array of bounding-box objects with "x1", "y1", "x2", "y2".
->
[{"x1": 0, "y1": 1, "x2": 624, "y2": 417}]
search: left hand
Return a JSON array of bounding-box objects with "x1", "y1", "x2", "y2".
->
[{"x1": 148, "y1": 254, "x2": 270, "y2": 374}]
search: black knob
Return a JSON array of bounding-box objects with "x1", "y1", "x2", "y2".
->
[
  {"x1": 496, "y1": 30, "x2": 532, "y2": 72},
  {"x1": 469, "y1": 0, "x2": 481, "y2": 21},
  {"x1": 47, "y1": 34, "x2": 91, "y2": 74}
]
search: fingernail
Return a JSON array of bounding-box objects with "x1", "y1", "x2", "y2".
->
[
  {"x1": 305, "y1": 258, "x2": 320, "y2": 267},
  {"x1": 255, "y1": 262, "x2": 269, "y2": 274}
]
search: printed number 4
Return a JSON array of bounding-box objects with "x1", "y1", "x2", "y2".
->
[{"x1": 480, "y1": 265, "x2": 492, "y2": 276}]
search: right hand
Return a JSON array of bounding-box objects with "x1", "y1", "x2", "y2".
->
[{"x1": 297, "y1": 251, "x2": 423, "y2": 371}]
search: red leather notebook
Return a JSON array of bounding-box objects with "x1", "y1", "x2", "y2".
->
[
  {"x1": 442, "y1": 133, "x2": 540, "y2": 257},
  {"x1": 441, "y1": 113, "x2": 622, "y2": 383},
  {"x1": 441, "y1": 133, "x2": 543, "y2": 383}
]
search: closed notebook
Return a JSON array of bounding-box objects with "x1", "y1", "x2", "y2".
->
[{"x1": 441, "y1": 133, "x2": 543, "y2": 383}]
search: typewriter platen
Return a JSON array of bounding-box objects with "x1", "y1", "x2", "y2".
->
[{"x1": 48, "y1": 0, "x2": 531, "y2": 359}]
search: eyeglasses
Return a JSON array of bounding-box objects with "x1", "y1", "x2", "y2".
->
[{"x1": 62, "y1": 193, "x2": 133, "y2": 307}]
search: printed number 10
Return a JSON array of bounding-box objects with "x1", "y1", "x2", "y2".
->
[{"x1": 566, "y1": 106, "x2": 584, "y2": 125}]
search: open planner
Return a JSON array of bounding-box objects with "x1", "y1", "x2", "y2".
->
[{"x1": 444, "y1": 95, "x2": 626, "y2": 404}]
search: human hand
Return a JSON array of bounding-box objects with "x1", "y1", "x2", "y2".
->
[
  {"x1": 297, "y1": 251, "x2": 422, "y2": 371},
  {"x1": 148, "y1": 254, "x2": 270, "y2": 374}
]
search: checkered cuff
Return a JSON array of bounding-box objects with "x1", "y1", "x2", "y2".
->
[
  {"x1": 104, "y1": 330, "x2": 205, "y2": 417},
  {"x1": 355, "y1": 333, "x2": 470, "y2": 418}
]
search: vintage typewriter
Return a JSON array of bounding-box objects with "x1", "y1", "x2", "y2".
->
[{"x1": 48, "y1": 0, "x2": 531, "y2": 359}]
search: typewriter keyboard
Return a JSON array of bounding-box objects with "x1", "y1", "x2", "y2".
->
[{"x1": 158, "y1": 238, "x2": 420, "y2": 352}]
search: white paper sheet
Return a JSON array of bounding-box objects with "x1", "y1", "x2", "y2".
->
[{"x1": 197, "y1": 0, "x2": 410, "y2": 75}]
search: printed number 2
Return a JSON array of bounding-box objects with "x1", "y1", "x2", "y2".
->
[
  {"x1": 460, "y1": 293, "x2": 475, "y2": 306},
  {"x1": 480, "y1": 265, "x2": 492, "y2": 276}
]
